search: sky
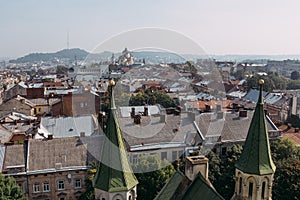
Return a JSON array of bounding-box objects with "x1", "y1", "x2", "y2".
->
[{"x1": 1, "y1": 0, "x2": 300, "y2": 58}]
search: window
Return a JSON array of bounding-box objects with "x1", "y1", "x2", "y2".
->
[
  {"x1": 261, "y1": 181, "x2": 266, "y2": 199},
  {"x1": 172, "y1": 151, "x2": 177, "y2": 161},
  {"x1": 75, "y1": 179, "x2": 81, "y2": 188},
  {"x1": 161, "y1": 152, "x2": 167, "y2": 160},
  {"x1": 33, "y1": 183, "x2": 40, "y2": 193},
  {"x1": 43, "y1": 183, "x2": 50, "y2": 192},
  {"x1": 239, "y1": 177, "x2": 242, "y2": 194},
  {"x1": 38, "y1": 108, "x2": 42, "y2": 112},
  {"x1": 248, "y1": 182, "x2": 253, "y2": 198},
  {"x1": 58, "y1": 180, "x2": 65, "y2": 190},
  {"x1": 59, "y1": 198, "x2": 65, "y2": 200},
  {"x1": 132, "y1": 155, "x2": 138, "y2": 164}
]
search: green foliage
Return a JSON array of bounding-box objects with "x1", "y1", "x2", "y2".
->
[
  {"x1": 287, "y1": 80, "x2": 300, "y2": 90},
  {"x1": 272, "y1": 157, "x2": 300, "y2": 200},
  {"x1": 56, "y1": 65, "x2": 68, "y2": 74},
  {"x1": 132, "y1": 155, "x2": 175, "y2": 200},
  {"x1": 129, "y1": 91, "x2": 176, "y2": 108},
  {"x1": 232, "y1": 69, "x2": 244, "y2": 80},
  {"x1": 206, "y1": 151, "x2": 221, "y2": 183},
  {"x1": 246, "y1": 75, "x2": 275, "y2": 91},
  {"x1": 271, "y1": 138, "x2": 300, "y2": 161},
  {"x1": 207, "y1": 145, "x2": 242, "y2": 200},
  {"x1": 291, "y1": 70, "x2": 300, "y2": 80},
  {"x1": 246, "y1": 74, "x2": 289, "y2": 91},
  {"x1": 78, "y1": 162, "x2": 98, "y2": 200},
  {"x1": 270, "y1": 139, "x2": 300, "y2": 200},
  {"x1": 9, "y1": 48, "x2": 88, "y2": 63},
  {"x1": 271, "y1": 139, "x2": 300, "y2": 200},
  {"x1": 0, "y1": 174, "x2": 26, "y2": 200},
  {"x1": 285, "y1": 115, "x2": 300, "y2": 128}
]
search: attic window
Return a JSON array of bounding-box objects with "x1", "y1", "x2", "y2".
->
[{"x1": 69, "y1": 128, "x2": 73, "y2": 132}]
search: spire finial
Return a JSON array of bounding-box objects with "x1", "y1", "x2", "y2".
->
[
  {"x1": 258, "y1": 79, "x2": 264, "y2": 104},
  {"x1": 108, "y1": 79, "x2": 116, "y2": 110}
]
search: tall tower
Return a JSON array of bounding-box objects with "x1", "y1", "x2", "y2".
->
[
  {"x1": 232, "y1": 79, "x2": 276, "y2": 200},
  {"x1": 93, "y1": 80, "x2": 138, "y2": 200}
]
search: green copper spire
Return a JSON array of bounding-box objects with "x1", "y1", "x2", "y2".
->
[
  {"x1": 94, "y1": 80, "x2": 138, "y2": 192},
  {"x1": 235, "y1": 79, "x2": 276, "y2": 175}
]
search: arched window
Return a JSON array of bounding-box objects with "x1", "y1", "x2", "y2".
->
[
  {"x1": 239, "y1": 177, "x2": 242, "y2": 194},
  {"x1": 248, "y1": 182, "x2": 253, "y2": 199},
  {"x1": 113, "y1": 194, "x2": 123, "y2": 200},
  {"x1": 261, "y1": 181, "x2": 266, "y2": 199}
]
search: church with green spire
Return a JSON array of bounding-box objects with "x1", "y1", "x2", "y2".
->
[
  {"x1": 93, "y1": 79, "x2": 138, "y2": 200},
  {"x1": 232, "y1": 79, "x2": 276, "y2": 200}
]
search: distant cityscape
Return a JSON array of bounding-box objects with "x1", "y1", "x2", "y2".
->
[{"x1": 0, "y1": 47, "x2": 299, "y2": 200}]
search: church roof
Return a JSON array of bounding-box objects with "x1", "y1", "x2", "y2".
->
[
  {"x1": 93, "y1": 80, "x2": 138, "y2": 192},
  {"x1": 235, "y1": 80, "x2": 276, "y2": 175},
  {"x1": 155, "y1": 171, "x2": 224, "y2": 200},
  {"x1": 182, "y1": 173, "x2": 224, "y2": 200},
  {"x1": 154, "y1": 171, "x2": 189, "y2": 200}
]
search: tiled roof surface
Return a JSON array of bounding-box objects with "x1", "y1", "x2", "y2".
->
[
  {"x1": 196, "y1": 111, "x2": 277, "y2": 143},
  {"x1": 3, "y1": 136, "x2": 103, "y2": 173},
  {"x1": 39, "y1": 115, "x2": 99, "y2": 138},
  {"x1": 4, "y1": 144, "x2": 25, "y2": 171},
  {"x1": 119, "y1": 113, "x2": 196, "y2": 146}
]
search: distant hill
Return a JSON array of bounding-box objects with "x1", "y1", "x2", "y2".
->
[
  {"x1": 9, "y1": 48, "x2": 300, "y2": 64},
  {"x1": 9, "y1": 48, "x2": 89, "y2": 63}
]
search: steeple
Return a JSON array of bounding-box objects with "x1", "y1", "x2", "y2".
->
[
  {"x1": 94, "y1": 80, "x2": 138, "y2": 200},
  {"x1": 233, "y1": 79, "x2": 276, "y2": 200},
  {"x1": 235, "y1": 79, "x2": 276, "y2": 175}
]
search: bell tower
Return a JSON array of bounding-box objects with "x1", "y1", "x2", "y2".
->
[
  {"x1": 232, "y1": 79, "x2": 276, "y2": 200},
  {"x1": 94, "y1": 80, "x2": 138, "y2": 200}
]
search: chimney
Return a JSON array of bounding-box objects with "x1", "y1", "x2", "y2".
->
[
  {"x1": 216, "y1": 104, "x2": 221, "y2": 112},
  {"x1": 295, "y1": 128, "x2": 299, "y2": 133},
  {"x1": 232, "y1": 103, "x2": 239, "y2": 110},
  {"x1": 160, "y1": 114, "x2": 166, "y2": 123},
  {"x1": 205, "y1": 104, "x2": 211, "y2": 112},
  {"x1": 185, "y1": 155, "x2": 209, "y2": 181},
  {"x1": 216, "y1": 111, "x2": 223, "y2": 119},
  {"x1": 144, "y1": 106, "x2": 148, "y2": 116},
  {"x1": 239, "y1": 110, "x2": 247, "y2": 118},
  {"x1": 188, "y1": 112, "x2": 196, "y2": 121},
  {"x1": 134, "y1": 114, "x2": 141, "y2": 124},
  {"x1": 48, "y1": 134, "x2": 53, "y2": 140},
  {"x1": 131, "y1": 107, "x2": 135, "y2": 118}
]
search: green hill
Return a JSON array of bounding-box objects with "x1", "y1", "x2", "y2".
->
[{"x1": 9, "y1": 48, "x2": 89, "y2": 63}]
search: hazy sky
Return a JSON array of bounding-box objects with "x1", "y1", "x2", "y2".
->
[{"x1": 1, "y1": 0, "x2": 300, "y2": 58}]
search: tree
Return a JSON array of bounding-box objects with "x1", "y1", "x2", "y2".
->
[
  {"x1": 272, "y1": 158, "x2": 300, "y2": 200},
  {"x1": 271, "y1": 139, "x2": 300, "y2": 200},
  {"x1": 270, "y1": 138, "x2": 300, "y2": 161},
  {"x1": 78, "y1": 162, "x2": 97, "y2": 200},
  {"x1": 287, "y1": 80, "x2": 300, "y2": 90},
  {"x1": 207, "y1": 145, "x2": 243, "y2": 200},
  {"x1": 291, "y1": 70, "x2": 300, "y2": 80},
  {"x1": 132, "y1": 155, "x2": 175, "y2": 200},
  {"x1": 129, "y1": 91, "x2": 176, "y2": 108},
  {"x1": 0, "y1": 173, "x2": 26, "y2": 200},
  {"x1": 246, "y1": 75, "x2": 275, "y2": 92}
]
